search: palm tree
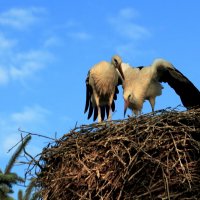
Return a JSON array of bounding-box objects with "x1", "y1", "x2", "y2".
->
[{"x1": 0, "y1": 135, "x2": 31, "y2": 200}]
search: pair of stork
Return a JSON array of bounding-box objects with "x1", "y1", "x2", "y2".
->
[{"x1": 84, "y1": 55, "x2": 200, "y2": 122}]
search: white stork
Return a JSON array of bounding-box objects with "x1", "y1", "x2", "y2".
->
[
  {"x1": 84, "y1": 55, "x2": 124, "y2": 122},
  {"x1": 122, "y1": 59, "x2": 200, "y2": 116}
]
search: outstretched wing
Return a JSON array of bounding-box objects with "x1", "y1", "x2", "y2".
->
[{"x1": 155, "y1": 61, "x2": 200, "y2": 108}]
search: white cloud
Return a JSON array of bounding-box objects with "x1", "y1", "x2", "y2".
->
[
  {"x1": 118, "y1": 8, "x2": 139, "y2": 20},
  {"x1": 64, "y1": 20, "x2": 80, "y2": 29},
  {"x1": 0, "y1": 7, "x2": 53, "y2": 86},
  {"x1": 0, "y1": 67, "x2": 9, "y2": 85},
  {"x1": 10, "y1": 50, "x2": 54, "y2": 81},
  {"x1": 0, "y1": 33, "x2": 16, "y2": 78},
  {"x1": 0, "y1": 7, "x2": 46, "y2": 30},
  {"x1": 44, "y1": 36, "x2": 62, "y2": 47},
  {"x1": 2, "y1": 133, "x2": 42, "y2": 167},
  {"x1": 115, "y1": 43, "x2": 155, "y2": 61},
  {"x1": 0, "y1": 33, "x2": 17, "y2": 49},
  {"x1": 0, "y1": 49, "x2": 53, "y2": 85},
  {"x1": 67, "y1": 31, "x2": 92, "y2": 40},
  {"x1": 116, "y1": 43, "x2": 143, "y2": 58},
  {"x1": 11, "y1": 105, "x2": 50, "y2": 124},
  {"x1": 108, "y1": 8, "x2": 150, "y2": 40},
  {"x1": 0, "y1": 105, "x2": 51, "y2": 157},
  {"x1": 3, "y1": 133, "x2": 20, "y2": 155},
  {"x1": 62, "y1": 19, "x2": 92, "y2": 41}
]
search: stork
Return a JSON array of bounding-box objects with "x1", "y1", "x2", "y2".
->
[
  {"x1": 84, "y1": 55, "x2": 124, "y2": 122},
  {"x1": 122, "y1": 59, "x2": 200, "y2": 116}
]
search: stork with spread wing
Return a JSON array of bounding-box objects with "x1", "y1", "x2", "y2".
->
[{"x1": 122, "y1": 59, "x2": 200, "y2": 116}]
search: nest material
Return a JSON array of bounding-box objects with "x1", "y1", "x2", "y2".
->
[{"x1": 37, "y1": 108, "x2": 200, "y2": 200}]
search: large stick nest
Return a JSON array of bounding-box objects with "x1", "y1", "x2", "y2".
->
[{"x1": 36, "y1": 108, "x2": 200, "y2": 200}]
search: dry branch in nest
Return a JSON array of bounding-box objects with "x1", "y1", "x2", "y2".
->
[{"x1": 36, "y1": 108, "x2": 200, "y2": 200}]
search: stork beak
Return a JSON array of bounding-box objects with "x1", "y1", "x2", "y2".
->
[
  {"x1": 117, "y1": 64, "x2": 125, "y2": 80},
  {"x1": 124, "y1": 99, "x2": 129, "y2": 117}
]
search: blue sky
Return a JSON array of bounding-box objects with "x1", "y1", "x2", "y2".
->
[{"x1": 0, "y1": 0, "x2": 200, "y2": 197}]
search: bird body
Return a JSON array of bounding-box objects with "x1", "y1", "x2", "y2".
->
[
  {"x1": 89, "y1": 61, "x2": 119, "y2": 98},
  {"x1": 122, "y1": 59, "x2": 200, "y2": 116},
  {"x1": 84, "y1": 55, "x2": 124, "y2": 122},
  {"x1": 122, "y1": 63, "x2": 163, "y2": 115}
]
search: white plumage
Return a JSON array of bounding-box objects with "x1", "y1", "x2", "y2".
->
[
  {"x1": 84, "y1": 55, "x2": 124, "y2": 122},
  {"x1": 122, "y1": 59, "x2": 200, "y2": 116}
]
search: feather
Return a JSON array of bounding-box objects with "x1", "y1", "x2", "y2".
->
[
  {"x1": 155, "y1": 61, "x2": 200, "y2": 108},
  {"x1": 84, "y1": 55, "x2": 124, "y2": 122}
]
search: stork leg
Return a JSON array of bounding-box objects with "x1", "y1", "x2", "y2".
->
[
  {"x1": 107, "y1": 93, "x2": 114, "y2": 121},
  {"x1": 108, "y1": 106, "x2": 112, "y2": 121},
  {"x1": 133, "y1": 109, "x2": 140, "y2": 117},
  {"x1": 93, "y1": 91, "x2": 102, "y2": 122},
  {"x1": 149, "y1": 97, "x2": 155, "y2": 113},
  {"x1": 97, "y1": 106, "x2": 102, "y2": 122}
]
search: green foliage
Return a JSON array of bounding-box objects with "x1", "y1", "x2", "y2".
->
[
  {"x1": 18, "y1": 190, "x2": 23, "y2": 200},
  {"x1": 0, "y1": 135, "x2": 32, "y2": 200},
  {"x1": 5, "y1": 135, "x2": 31, "y2": 174},
  {"x1": 0, "y1": 173, "x2": 24, "y2": 184},
  {"x1": 17, "y1": 178, "x2": 41, "y2": 200}
]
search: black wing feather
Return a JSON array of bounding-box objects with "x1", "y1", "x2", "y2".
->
[
  {"x1": 84, "y1": 72, "x2": 92, "y2": 113},
  {"x1": 100, "y1": 106, "x2": 105, "y2": 121},
  {"x1": 137, "y1": 66, "x2": 144, "y2": 70},
  {"x1": 111, "y1": 76, "x2": 123, "y2": 114},
  {"x1": 111, "y1": 101, "x2": 115, "y2": 112},
  {"x1": 84, "y1": 69, "x2": 123, "y2": 121},
  {"x1": 105, "y1": 105, "x2": 109, "y2": 118},
  {"x1": 87, "y1": 100, "x2": 93, "y2": 119},
  {"x1": 113, "y1": 86, "x2": 119, "y2": 100},
  {"x1": 84, "y1": 70, "x2": 96, "y2": 120},
  {"x1": 158, "y1": 67, "x2": 200, "y2": 108},
  {"x1": 93, "y1": 106, "x2": 98, "y2": 121}
]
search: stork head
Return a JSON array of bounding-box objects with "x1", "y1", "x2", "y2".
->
[
  {"x1": 123, "y1": 90, "x2": 143, "y2": 117},
  {"x1": 123, "y1": 92, "x2": 134, "y2": 117},
  {"x1": 111, "y1": 55, "x2": 125, "y2": 80}
]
